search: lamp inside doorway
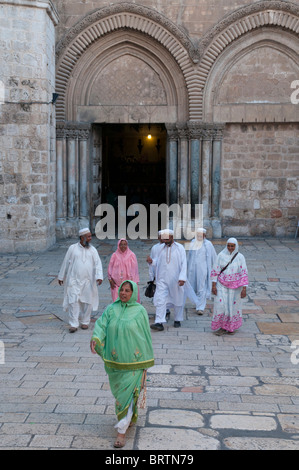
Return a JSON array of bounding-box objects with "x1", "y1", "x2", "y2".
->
[{"x1": 147, "y1": 123, "x2": 152, "y2": 140}]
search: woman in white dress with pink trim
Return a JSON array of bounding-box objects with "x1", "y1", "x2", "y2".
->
[{"x1": 210, "y1": 238, "x2": 248, "y2": 336}]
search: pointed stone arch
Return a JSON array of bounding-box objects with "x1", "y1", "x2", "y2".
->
[
  {"x1": 63, "y1": 30, "x2": 188, "y2": 123},
  {"x1": 55, "y1": 2, "x2": 299, "y2": 122},
  {"x1": 203, "y1": 30, "x2": 299, "y2": 122},
  {"x1": 55, "y1": 2, "x2": 197, "y2": 122},
  {"x1": 198, "y1": 0, "x2": 299, "y2": 121},
  {"x1": 53, "y1": 1, "x2": 299, "y2": 239}
]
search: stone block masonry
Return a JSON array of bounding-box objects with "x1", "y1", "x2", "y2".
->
[
  {"x1": 221, "y1": 123, "x2": 299, "y2": 238},
  {"x1": 1, "y1": 0, "x2": 299, "y2": 252},
  {"x1": 0, "y1": 238, "x2": 299, "y2": 450},
  {"x1": 0, "y1": 0, "x2": 59, "y2": 252}
]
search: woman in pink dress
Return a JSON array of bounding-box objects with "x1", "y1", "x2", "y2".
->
[
  {"x1": 108, "y1": 239, "x2": 140, "y2": 302},
  {"x1": 211, "y1": 238, "x2": 248, "y2": 335}
]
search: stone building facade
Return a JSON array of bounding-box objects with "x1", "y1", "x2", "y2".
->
[{"x1": 0, "y1": 0, "x2": 298, "y2": 252}]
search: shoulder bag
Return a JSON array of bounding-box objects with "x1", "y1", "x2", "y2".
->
[
  {"x1": 219, "y1": 252, "x2": 238, "y2": 274},
  {"x1": 145, "y1": 280, "x2": 156, "y2": 298}
]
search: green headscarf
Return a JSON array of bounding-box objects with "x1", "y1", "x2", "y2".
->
[
  {"x1": 92, "y1": 280, "x2": 154, "y2": 423},
  {"x1": 91, "y1": 280, "x2": 154, "y2": 371}
]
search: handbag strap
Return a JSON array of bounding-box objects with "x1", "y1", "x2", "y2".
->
[{"x1": 219, "y1": 252, "x2": 238, "y2": 274}]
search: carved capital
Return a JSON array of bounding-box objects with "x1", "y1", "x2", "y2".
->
[
  {"x1": 57, "y1": 123, "x2": 91, "y2": 140},
  {"x1": 77, "y1": 129, "x2": 90, "y2": 141},
  {"x1": 65, "y1": 128, "x2": 79, "y2": 140},
  {"x1": 187, "y1": 122, "x2": 205, "y2": 140},
  {"x1": 56, "y1": 125, "x2": 66, "y2": 139},
  {"x1": 165, "y1": 123, "x2": 179, "y2": 141},
  {"x1": 213, "y1": 124, "x2": 225, "y2": 140},
  {"x1": 176, "y1": 122, "x2": 189, "y2": 140}
]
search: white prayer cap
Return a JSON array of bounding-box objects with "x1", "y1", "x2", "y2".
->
[
  {"x1": 196, "y1": 228, "x2": 206, "y2": 233},
  {"x1": 161, "y1": 229, "x2": 174, "y2": 239},
  {"x1": 79, "y1": 227, "x2": 91, "y2": 236}
]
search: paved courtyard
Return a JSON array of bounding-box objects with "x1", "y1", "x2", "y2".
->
[{"x1": 0, "y1": 237, "x2": 299, "y2": 450}]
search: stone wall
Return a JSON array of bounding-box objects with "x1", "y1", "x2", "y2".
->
[
  {"x1": 221, "y1": 123, "x2": 299, "y2": 237},
  {"x1": 1, "y1": 0, "x2": 298, "y2": 252},
  {"x1": 0, "y1": 0, "x2": 59, "y2": 252},
  {"x1": 53, "y1": 0, "x2": 299, "y2": 239},
  {"x1": 53, "y1": 0, "x2": 265, "y2": 43}
]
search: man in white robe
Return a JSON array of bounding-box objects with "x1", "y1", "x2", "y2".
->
[
  {"x1": 147, "y1": 230, "x2": 171, "y2": 320},
  {"x1": 187, "y1": 228, "x2": 217, "y2": 314},
  {"x1": 147, "y1": 230, "x2": 187, "y2": 331},
  {"x1": 148, "y1": 230, "x2": 163, "y2": 282},
  {"x1": 58, "y1": 228, "x2": 103, "y2": 332}
]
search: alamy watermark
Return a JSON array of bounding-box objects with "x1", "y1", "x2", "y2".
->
[
  {"x1": 291, "y1": 80, "x2": 299, "y2": 104},
  {"x1": 95, "y1": 197, "x2": 203, "y2": 243},
  {"x1": 0, "y1": 80, "x2": 4, "y2": 105},
  {"x1": 0, "y1": 340, "x2": 4, "y2": 365},
  {"x1": 290, "y1": 340, "x2": 299, "y2": 365}
]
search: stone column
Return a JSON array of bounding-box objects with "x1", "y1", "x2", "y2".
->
[
  {"x1": 201, "y1": 126, "x2": 213, "y2": 219},
  {"x1": 165, "y1": 122, "x2": 224, "y2": 238},
  {"x1": 65, "y1": 128, "x2": 78, "y2": 220},
  {"x1": 78, "y1": 128, "x2": 90, "y2": 221},
  {"x1": 89, "y1": 127, "x2": 101, "y2": 233},
  {"x1": 166, "y1": 124, "x2": 178, "y2": 205},
  {"x1": 56, "y1": 123, "x2": 92, "y2": 237},
  {"x1": 210, "y1": 124, "x2": 225, "y2": 238},
  {"x1": 56, "y1": 124, "x2": 69, "y2": 238},
  {"x1": 188, "y1": 122, "x2": 203, "y2": 208},
  {"x1": 177, "y1": 123, "x2": 189, "y2": 206},
  {"x1": 92, "y1": 127, "x2": 102, "y2": 206},
  {"x1": 56, "y1": 127, "x2": 65, "y2": 221},
  {"x1": 211, "y1": 125, "x2": 224, "y2": 218}
]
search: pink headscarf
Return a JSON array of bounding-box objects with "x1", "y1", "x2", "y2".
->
[
  {"x1": 108, "y1": 239, "x2": 140, "y2": 301},
  {"x1": 116, "y1": 238, "x2": 135, "y2": 261}
]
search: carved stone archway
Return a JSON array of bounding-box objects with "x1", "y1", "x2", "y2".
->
[
  {"x1": 198, "y1": 1, "x2": 299, "y2": 121},
  {"x1": 55, "y1": 2, "x2": 197, "y2": 122},
  {"x1": 55, "y1": 3, "x2": 198, "y2": 237},
  {"x1": 54, "y1": 1, "x2": 299, "y2": 238},
  {"x1": 203, "y1": 30, "x2": 299, "y2": 122},
  {"x1": 64, "y1": 30, "x2": 187, "y2": 123},
  {"x1": 196, "y1": 0, "x2": 299, "y2": 238},
  {"x1": 55, "y1": 1, "x2": 299, "y2": 122}
]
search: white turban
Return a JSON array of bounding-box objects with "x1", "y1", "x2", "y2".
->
[
  {"x1": 196, "y1": 228, "x2": 206, "y2": 234},
  {"x1": 79, "y1": 227, "x2": 90, "y2": 236},
  {"x1": 161, "y1": 229, "x2": 174, "y2": 239}
]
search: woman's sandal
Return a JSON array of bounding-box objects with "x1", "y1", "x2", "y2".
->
[
  {"x1": 113, "y1": 434, "x2": 126, "y2": 448},
  {"x1": 215, "y1": 328, "x2": 226, "y2": 336}
]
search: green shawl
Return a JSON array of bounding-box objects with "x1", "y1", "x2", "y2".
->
[{"x1": 91, "y1": 280, "x2": 154, "y2": 421}]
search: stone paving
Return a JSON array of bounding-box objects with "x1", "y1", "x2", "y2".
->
[{"x1": 0, "y1": 237, "x2": 299, "y2": 450}]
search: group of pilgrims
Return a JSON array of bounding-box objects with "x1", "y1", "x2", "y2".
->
[
  {"x1": 58, "y1": 227, "x2": 249, "y2": 335},
  {"x1": 147, "y1": 228, "x2": 248, "y2": 334},
  {"x1": 58, "y1": 227, "x2": 249, "y2": 448}
]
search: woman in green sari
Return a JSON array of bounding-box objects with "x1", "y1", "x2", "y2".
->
[{"x1": 90, "y1": 280, "x2": 154, "y2": 448}]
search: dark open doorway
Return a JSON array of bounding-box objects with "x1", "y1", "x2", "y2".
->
[{"x1": 101, "y1": 123, "x2": 167, "y2": 209}]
